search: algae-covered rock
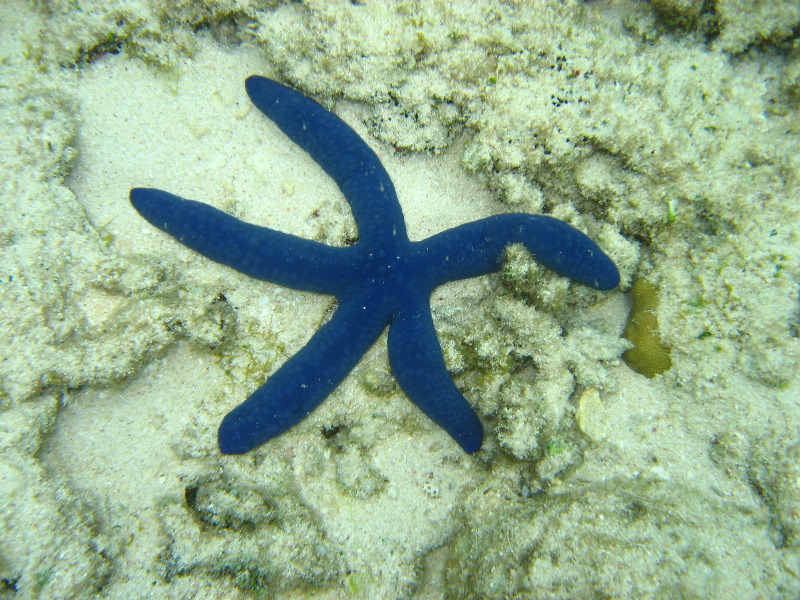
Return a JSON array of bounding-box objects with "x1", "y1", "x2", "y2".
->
[
  {"x1": 358, "y1": 367, "x2": 397, "y2": 397},
  {"x1": 623, "y1": 278, "x2": 672, "y2": 377},
  {"x1": 714, "y1": 0, "x2": 800, "y2": 53},
  {"x1": 446, "y1": 477, "x2": 799, "y2": 599},
  {"x1": 651, "y1": 0, "x2": 705, "y2": 28},
  {"x1": 0, "y1": 443, "x2": 115, "y2": 600},
  {"x1": 438, "y1": 294, "x2": 575, "y2": 459},
  {"x1": 332, "y1": 441, "x2": 388, "y2": 500},
  {"x1": 711, "y1": 428, "x2": 800, "y2": 549},
  {"x1": 158, "y1": 476, "x2": 344, "y2": 595},
  {"x1": 748, "y1": 432, "x2": 800, "y2": 548}
]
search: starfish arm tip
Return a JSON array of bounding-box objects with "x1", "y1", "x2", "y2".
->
[
  {"x1": 388, "y1": 301, "x2": 484, "y2": 454},
  {"x1": 417, "y1": 214, "x2": 620, "y2": 292},
  {"x1": 218, "y1": 295, "x2": 389, "y2": 454},
  {"x1": 244, "y1": 75, "x2": 407, "y2": 243}
]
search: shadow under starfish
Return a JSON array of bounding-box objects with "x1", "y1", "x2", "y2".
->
[{"x1": 130, "y1": 76, "x2": 620, "y2": 456}]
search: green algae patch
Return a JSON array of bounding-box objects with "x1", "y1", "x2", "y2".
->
[{"x1": 623, "y1": 278, "x2": 672, "y2": 377}]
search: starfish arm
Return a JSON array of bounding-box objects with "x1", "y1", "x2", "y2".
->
[
  {"x1": 245, "y1": 76, "x2": 408, "y2": 244},
  {"x1": 387, "y1": 292, "x2": 484, "y2": 454},
  {"x1": 415, "y1": 213, "x2": 620, "y2": 291},
  {"x1": 130, "y1": 188, "x2": 354, "y2": 295},
  {"x1": 218, "y1": 292, "x2": 390, "y2": 454}
]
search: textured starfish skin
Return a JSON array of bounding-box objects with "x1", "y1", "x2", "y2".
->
[{"x1": 130, "y1": 76, "x2": 620, "y2": 455}]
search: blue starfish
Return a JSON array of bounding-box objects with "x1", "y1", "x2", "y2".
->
[{"x1": 130, "y1": 76, "x2": 619, "y2": 455}]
